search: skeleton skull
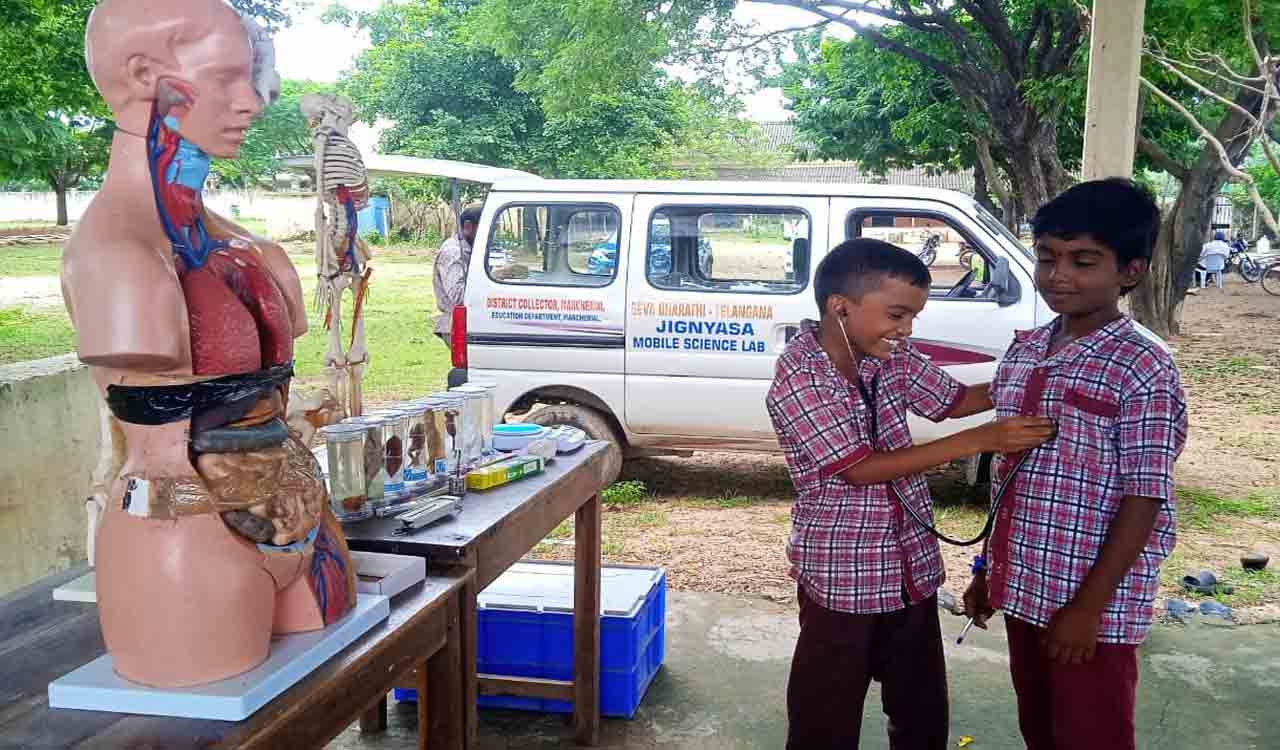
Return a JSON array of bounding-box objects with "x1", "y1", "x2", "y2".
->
[{"x1": 299, "y1": 93, "x2": 356, "y2": 136}]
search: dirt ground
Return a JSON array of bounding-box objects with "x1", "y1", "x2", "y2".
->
[{"x1": 533, "y1": 275, "x2": 1280, "y2": 621}]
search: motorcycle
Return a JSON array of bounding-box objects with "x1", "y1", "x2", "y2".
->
[
  {"x1": 916, "y1": 232, "x2": 941, "y2": 267},
  {"x1": 1228, "y1": 233, "x2": 1263, "y2": 282}
]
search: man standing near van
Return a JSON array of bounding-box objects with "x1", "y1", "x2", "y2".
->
[{"x1": 434, "y1": 206, "x2": 482, "y2": 347}]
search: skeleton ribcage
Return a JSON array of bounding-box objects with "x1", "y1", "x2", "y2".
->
[{"x1": 320, "y1": 135, "x2": 370, "y2": 209}]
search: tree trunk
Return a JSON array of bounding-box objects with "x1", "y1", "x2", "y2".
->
[
  {"x1": 972, "y1": 153, "x2": 997, "y2": 214},
  {"x1": 1129, "y1": 83, "x2": 1264, "y2": 337},
  {"x1": 54, "y1": 184, "x2": 69, "y2": 226},
  {"x1": 1129, "y1": 167, "x2": 1226, "y2": 337}
]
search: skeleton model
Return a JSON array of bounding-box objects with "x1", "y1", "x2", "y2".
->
[{"x1": 300, "y1": 93, "x2": 371, "y2": 418}]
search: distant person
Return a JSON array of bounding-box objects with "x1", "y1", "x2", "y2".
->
[
  {"x1": 433, "y1": 206, "x2": 482, "y2": 347},
  {"x1": 1200, "y1": 230, "x2": 1231, "y2": 262},
  {"x1": 1257, "y1": 232, "x2": 1271, "y2": 257}
]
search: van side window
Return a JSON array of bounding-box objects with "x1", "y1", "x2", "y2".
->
[
  {"x1": 486, "y1": 203, "x2": 622, "y2": 287},
  {"x1": 646, "y1": 207, "x2": 810, "y2": 295},
  {"x1": 848, "y1": 210, "x2": 997, "y2": 300}
]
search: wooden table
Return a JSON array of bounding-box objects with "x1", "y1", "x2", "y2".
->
[
  {"x1": 343, "y1": 442, "x2": 610, "y2": 748},
  {"x1": 0, "y1": 564, "x2": 470, "y2": 750}
]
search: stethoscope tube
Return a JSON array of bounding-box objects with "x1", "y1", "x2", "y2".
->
[{"x1": 888, "y1": 449, "x2": 1031, "y2": 547}]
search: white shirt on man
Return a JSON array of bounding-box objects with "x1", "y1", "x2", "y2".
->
[{"x1": 433, "y1": 233, "x2": 471, "y2": 336}]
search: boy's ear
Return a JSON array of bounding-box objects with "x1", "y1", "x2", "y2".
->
[{"x1": 1120, "y1": 258, "x2": 1146, "y2": 290}]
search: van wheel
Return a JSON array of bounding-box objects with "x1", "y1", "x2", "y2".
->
[{"x1": 528, "y1": 404, "x2": 624, "y2": 485}]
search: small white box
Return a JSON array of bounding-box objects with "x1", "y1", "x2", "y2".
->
[{"x1": 351, "y1": 551, "x2": 426, "y2": 598}]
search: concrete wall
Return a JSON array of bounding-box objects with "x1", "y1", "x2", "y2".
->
[
  {"x1": 0, "y1": 355, "x2": 101, "y2": 596},
  {"x1": 0, "y1": 190, "x2": 317, "y2": 238}
]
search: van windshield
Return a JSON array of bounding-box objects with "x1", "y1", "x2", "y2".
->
[{"x1": 973, "y1": 204, "x2": 1035, "y2": 264}]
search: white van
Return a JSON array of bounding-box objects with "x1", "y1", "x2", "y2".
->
[{"x1": 450, "y1": 179, "x2": 1054, "y2": 482}]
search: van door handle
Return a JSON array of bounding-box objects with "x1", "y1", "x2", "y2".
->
[{"x1": 775, "y1": 324, "x2": 800, "y2": 351}]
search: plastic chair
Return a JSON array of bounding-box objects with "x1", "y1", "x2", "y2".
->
[{"x1": 1197, "y1": 253, "x2": 1227, "y2": 289}]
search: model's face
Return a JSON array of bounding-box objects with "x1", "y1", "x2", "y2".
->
[{"x1": 162, "y1": 20, "x2": 262, "y2": 158}]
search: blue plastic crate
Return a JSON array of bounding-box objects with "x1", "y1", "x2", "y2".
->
[{"x1": 395, "y1": 561, "x2": 665, "y2": 719}]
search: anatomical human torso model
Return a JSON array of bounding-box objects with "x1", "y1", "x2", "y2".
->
[
  {"x1": 62, "y1": 0, "x2": 356, "y2": 688},
  {"x1": 301, "y1": 93, "x2": 371, "y2": 419}
]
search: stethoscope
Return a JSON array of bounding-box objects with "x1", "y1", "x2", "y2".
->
[{"x1": 837, "y1": 315, "x2": 1032, "y2": 549}]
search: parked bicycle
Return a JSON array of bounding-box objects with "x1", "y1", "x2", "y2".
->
[{"x1": 1261, "y1": 259, "x2": 1280, "y2": 296}]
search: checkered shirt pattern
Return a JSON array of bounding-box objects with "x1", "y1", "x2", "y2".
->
[
  {"x1": 767, "y1": 320, "x2": 966, "y2": 614},
  {"x1": 987, "y1": 316, "x2": 1188, "y2": 644}
]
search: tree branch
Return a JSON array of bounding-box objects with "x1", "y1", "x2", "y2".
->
[
  {"x1": 693, "y1": 19, "x2": 834, "y2": 57},
  {"x1": 1144, "y1": 51, "x2": 1262, "y2": 125},
  {"x1": 1152, "y1": 50, "x2": 1269, "y2": 95},
  {"x1": 1141, "y1": 76, "x2": 1280, "y2": 237},
  {"x1": 1136, "y1": 135, "x2": 1189, "y2": 181},
  {"x1": 1187, "y1": 48, "x2": 1266, "y2": 84},
  {"x1": 745, "y1": 0, "x2": 966, "y2": 85},
  {"x1": 1243, "y1": 0, "x2": 1266, "y2": 74},
  {"x1": 1037, "y1": 7, "x2": 1086, "y2": 77},
  {"x1": 974, "y1": 135, "x2": 1015, "y2": 210},
  {"x1": 961, "y1": 0, "x2": 1022, "y2": 78}
]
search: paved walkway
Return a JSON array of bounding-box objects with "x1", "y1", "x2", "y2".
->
[{"x1": 330, "y1": 591, "x2": 1279, "y2": 749}]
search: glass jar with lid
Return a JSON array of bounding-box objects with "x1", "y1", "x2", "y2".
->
[
  {"x1": 395, "y1": 401, "x2": 432, "y2": 489},
  {"x1": 464, "y1": 381, "x2": 500, "y2": 452},
  {"x1": 319, "y1": 422, "x2": 374, "y2": 523},
  {"x1": 367, "y1": 408, "x2": 410, "y2": 500},
  {"x1": 342, "y1": 414, "x2": 388, "y2": 505},
  {"x1": 450, "y1": 381, "x2": 488, "y2": 463},
  {"x1": 425, "y1": 393, "x2": 464, "y2": 475}
]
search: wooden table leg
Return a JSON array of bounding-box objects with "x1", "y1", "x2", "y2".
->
[
  {"x1": 427, "y1": 588, "x2": 465, "y2": 750},
  {"x1": 573, "y1": 493, "x2": 601, "y2": 747},
  {"x1": 416, "y1": 661, "x2": 430, "y2": 750},
  {"x1": 359, "y1": 696, "x2": 388, "y2": 733},
  {"x1": 460, "y1": 575, "x2": 478, "y2": 749}
]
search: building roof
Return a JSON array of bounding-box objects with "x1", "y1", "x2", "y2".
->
[{"x1": 738, "y1": 121, "x2": 974, "y2": 194}]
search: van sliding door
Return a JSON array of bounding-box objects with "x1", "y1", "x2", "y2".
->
[{"x1": 624, "y1": 194, "x2": 829, "y2": 441}]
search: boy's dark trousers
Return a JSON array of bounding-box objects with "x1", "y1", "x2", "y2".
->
[
  {"x1": 1005, "y1": 615, "x2": 1138, "y2": 750},
  {"x1": 787, "y1": 586, "x2": 949, "y2": 749}
]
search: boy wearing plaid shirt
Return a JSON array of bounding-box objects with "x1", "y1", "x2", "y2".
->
[
  {"x1": 767, "y1": 239, "x2": 1055, "y2": 750},
  {"x1": 964, "y1": 179, "x2": 1189, "y2": 750}
]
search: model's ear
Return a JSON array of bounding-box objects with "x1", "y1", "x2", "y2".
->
[
  {"x1": 154, "y1": 77, "x2": 198, "y2": 123},
  {"x1": 124, "y1": 53, "x2": 166, "y2": 102}
]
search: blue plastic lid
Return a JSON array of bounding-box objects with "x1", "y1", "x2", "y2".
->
[
  {"x1": 477, "y1": 561, "x2": 663, "y2": 617},
  {"x1": 494, "y1": 424, "x2": 543, "y2": 436}
]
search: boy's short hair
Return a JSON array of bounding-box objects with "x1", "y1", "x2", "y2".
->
[
  {"x1": 459, "y1": 206, "x2": 483, "y2": 227},
  {"x1": 1032, "y1": 178, "x2": 1161, "y2": 269},
  {"x1": 814, "y1": 238, "x2": 931, "y2": 314}
]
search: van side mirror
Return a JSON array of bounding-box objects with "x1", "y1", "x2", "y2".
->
[{"x1": 990, "y1": 257, "x2": 1020, "y2": 307}]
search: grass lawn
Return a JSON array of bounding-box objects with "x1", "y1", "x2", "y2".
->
[{"x1": 0, "y1": 240, "x2": 451, "y2": 401}]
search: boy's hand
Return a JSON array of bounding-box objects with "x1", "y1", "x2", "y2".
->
[
  {"x1": 978, "y1": 417, "x2": 1056, "y2": 454},
  {"x1": 1041, "y1": 603, "x2": 1101, "y2": 665},
  {"x1": 962, "y1": 574, "x2": 995, "y2": 628}
]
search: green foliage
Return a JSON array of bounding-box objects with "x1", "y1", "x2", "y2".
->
[
  {"x1": 212, "y1": 79, "x2": 332, "y2": 188},
  {"x1": 0, "y1": 113, "x2": 112, "y2": 221},
  {"x1": 1176, "y1": 487, "x2": 1276, "y2": 531},
  {"x1": 0, "y1": 306, "x2": 77, "y2": 365},
  {"x1": 602, "y1": 480, "x2": 649, "y2": 506},
  {"x1": 332, "y1": 0, "x2": 763, "y2": 179},
  {"x1": 0, "y1": 0, "x2": 296, "y2": 193},
  {"x1": 465, "y1": 0, "x2": 736, "y2": 116}
]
